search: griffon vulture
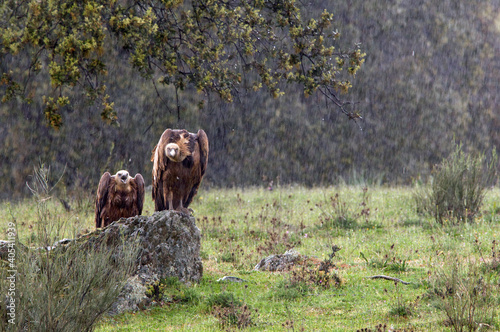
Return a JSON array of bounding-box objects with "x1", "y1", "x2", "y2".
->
[
  {"x1": 95, "y1": 170, "x2": 145, "y2": 228},
  {"x1": 151, "y1": 129, "x2": 209, "y2": 212}
]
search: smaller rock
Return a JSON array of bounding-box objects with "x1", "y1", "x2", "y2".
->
[
  {"x1": 217, "y1": 276, "x2": 248, "y2": 283},
  {"x1": 53, "y1": 238, "x2": 72, "y2": 247},
  {"x1": 254, "y1": 249, "x2": 305, "y2": 272}
]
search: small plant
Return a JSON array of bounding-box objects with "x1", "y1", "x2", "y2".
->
[
  {"x1": 220, "y1": 250, "x2": 237, "y2": 263},
  {"x1": 212, "y1": 303, "x2": 256, "y2": 330},
  {"x1": 315, "y1": 245, "x2": 343, "y2": 288},
  {"x1": 145, "y1": 276, "x2": 200, "y2": 305},
  {"x1": 146, "y1": 276, "x2": 181, "y2": 302},
  {"x1": 388, "y1": 282, "x2": 418, "y2": 318},
  {"x1": 357, "y1": 324, "x2": 416, "y2": 332},
  {"x1": 206, "y1": 291, "x2": 242, "y2": 308},
  {"x1": 414, "y1": 144, "x2": 497, "y2": 224},
  {"x1": 427, "y1": 252, "x2": 499, "y2": 331},
  {"x1": 273, "y1": 278, "x2": 311, "y2": 300},
  {"x1": 474, "y1": 237, "x2": 500, "y2": 273},
  {"x1": 483, "y1": 200, "x2": 500, "y2": 223},
  {"x1": 389, "y1": 304, "x2": 411, "y2": 317},
  {"x1": 272, "y1": 246, "x2": 343, "y2": 300},
  {"x1": 282, "y1": 303, "x2": 305, "y2": 332},
  {"x1": 256, "y1": 216, "x2": 302, "y2": 256},
  {"x1": 207, "y1": 292, "x2": 256, "y2": 330},
  {"x1": 385, "y1": 259, "x2": 408, "y2": 273},
  {"x1": 361, "y1": 244, "x2": 410, "y2": 273},
  {"x1": 317, "y1": 187, "x2": 371, "y2": 230},
  {"x1": 488, "y1": 239, "x2": 500, "y2": 272},
  {"x1": 176, "y1": 287, "x2": 201, "y2": 305},
  {"x1": 218, "y1": 241, "x2": 245, "y2": 267}
]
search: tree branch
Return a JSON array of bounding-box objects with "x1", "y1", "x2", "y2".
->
[{"x1": 366, "y1": 275, "x2": 410, "y2": 285}]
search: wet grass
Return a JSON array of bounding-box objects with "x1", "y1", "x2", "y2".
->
[{"x1": 2, "y1": 185, "x2": 500, "y2": 331}]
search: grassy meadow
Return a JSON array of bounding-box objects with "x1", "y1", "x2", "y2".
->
[{"x1": 2, "y1": 185, "x2": 500, "y2": 331}]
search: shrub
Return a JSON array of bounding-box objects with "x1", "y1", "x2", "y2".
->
[
  {"x1": 414, "y1": 144, "x2": 497, "y2": 224},
  {"x1": 0, "y1": 165, "x2": 138, "y2": 332},
  {"x1": 145, "y1": 276, "x2": 182, "y2": 301},
  {"x1": 176, "y1": 287, "x2": 201, "y2": 305},
  {"x1": 427, "y1": 253, "x2": 499, "y2": 331},
  {"x1": 316, "y1": 187, "x2": 371, "y2": 230},
  {"x1": 145, "y1": 277, "x2": 200, "y2": 305},
  {"x1": 207, "y1": 292, "x2": 256, "y2": 329},
  {"x1": 273, "y1": 278, "x2": 311, "y2": 300},
  {"x1": 212, "y1": 304, "x2": 256, "y2": 330},
  {"x1": 206, "y1": 291, "x2": 242, "y2": 309},
  {"x1": 361, "y1": 244, "x2": 410, "y2": 273},
  {"x1": 272, "y1": 246, "x2": 343, "y2": 301}
]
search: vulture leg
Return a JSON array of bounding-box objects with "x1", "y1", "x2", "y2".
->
[
  {"x1": 178, "y1": 200, "x2": 191, "y2": 215},
  {"x1": 167, "y1": 191, "x2": 174, "y2": 210},
  {"x1": 162, "y1": 180, "x2": 169, "y2": 210}
]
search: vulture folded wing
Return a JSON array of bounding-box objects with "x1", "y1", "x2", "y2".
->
[
  {"x1": 152, "y1": 129, "x2": 174, "y2": 211},
  {"x1": 95, "y1": 172, "x2": 112, "y2": 228},
  {"x1": 151, "y1": 144, "x2": 159, "y2": 203},
  {"x1": 134, "y1": 173, "x2": 145, "y2": 214},
  {"x1": 184, "y1": 130, "x2": 209, "y2": 207},
  {"x1": 150, "y1": 144, "x2": 158, "y2": 163},
  {"x1": 197, "y1": 129, "x2": 209, "y2": 177}
]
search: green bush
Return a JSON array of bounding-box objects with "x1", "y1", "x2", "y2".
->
[
  {"x1": 317, "y1": 188, "x2": 371, "y2": 230},
  {"x1": 212, "y1": 303, "x2": 256, "y2": 330},
  {"x1": 145, "y1": 276, "x2": 201, "y2": 305},
  {"x1": 206, "y1": 292, "x2": 256, "y2": 329},
  {"x1": 272, "y1": 279, "x2": 311, "y2": 301},
  {"x1": 415, "y1": 144, "x2": 497, "y2": 224},
  {"x1": 427, "y1": 253, "x2": 499, "y2": 331},
  {"x1": 206, "y1": 292, "x2": 242, "y2": 309}
]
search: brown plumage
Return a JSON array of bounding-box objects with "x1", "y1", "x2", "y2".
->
[
  {"x1": 151, "y1": 129, "x2": 209, "y2": 212},
  {"x1": 95, "y1": 170, "x2": 145, "y2": 228}
]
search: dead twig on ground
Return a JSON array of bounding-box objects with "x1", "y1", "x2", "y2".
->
[{"x1": 366, "y1": 275, "x2": 410, "y2": 285}]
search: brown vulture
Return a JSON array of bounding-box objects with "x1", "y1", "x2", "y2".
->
[
  {"x1": 151, "y1": 129, "x2": 209, "y2": 212},
  {"x1": 95, "y1": 170, "x2": 145, "y2": 228}
]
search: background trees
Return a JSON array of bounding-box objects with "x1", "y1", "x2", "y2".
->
[{"x1": 1, "y1": 0, "x2": 499, "y2": 199}]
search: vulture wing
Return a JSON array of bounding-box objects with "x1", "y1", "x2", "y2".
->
[
  {"x1": 134, "y1": 173, "x2": 145, "y2": 214},
  {"x1": 151, "y1": 144, "x2": 158, "y2": 203},
  {"x1": 184, "y1": 130, "x2": 209, "y2": 207},
  {"x1": 197, "y1": 129, "x2": 209, "y2": 177},
  {"x1": 95, "y1": 172, "x2": 112, "y2": 228},
  {"x1": 152, "y1": 129, "x2": 173, "y2": 211}
]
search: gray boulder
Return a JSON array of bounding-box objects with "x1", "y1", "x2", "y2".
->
[
  {"x1": 254, "y1": 249, "x2": 305, "y2": 272},
  {"x1": 100, "y1": 210, "x2": 203, "y2": 314}
]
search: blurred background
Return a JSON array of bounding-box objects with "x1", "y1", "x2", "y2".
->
[{"x1": 1, "y1": 0, "x2": 499, "y2": 199}]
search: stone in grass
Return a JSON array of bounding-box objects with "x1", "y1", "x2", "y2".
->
[
  {"x1": 217, "y1": 276, "x2": 248, "y2": 283},
  {"x1": 254, "y1": 249, "x2": 308, "y2": 272}
]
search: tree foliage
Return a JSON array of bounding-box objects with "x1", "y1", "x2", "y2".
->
[
  {"x1": 0, "y1": 0, "x2": 499, "y2": 199},
  {"x1": 0, "y1": 0, "x2": 364, "y2": 128}
]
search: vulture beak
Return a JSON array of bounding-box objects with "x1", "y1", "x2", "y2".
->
[
  {"x1": 165, "y1": 143, "x2": 181, "y2": 161},
  {"x1": 117, "y1": 171, "x2": 129, "y2": 184}
]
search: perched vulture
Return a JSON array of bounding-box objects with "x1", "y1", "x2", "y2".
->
[
  {"x1": 151, "y1": 129, "x2": 209, "y2": 212},
  {"x1": 95, "y1": 170, "x2": 145, "y2": 228}
]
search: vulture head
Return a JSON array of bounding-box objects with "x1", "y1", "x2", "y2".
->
[{"x1": 114, "y1": 170, "x2": 132, "y2": 189}]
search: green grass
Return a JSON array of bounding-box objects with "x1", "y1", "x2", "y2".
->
[{"x1": 2, "y1": 185, "x2": 500, "y2": 331}]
